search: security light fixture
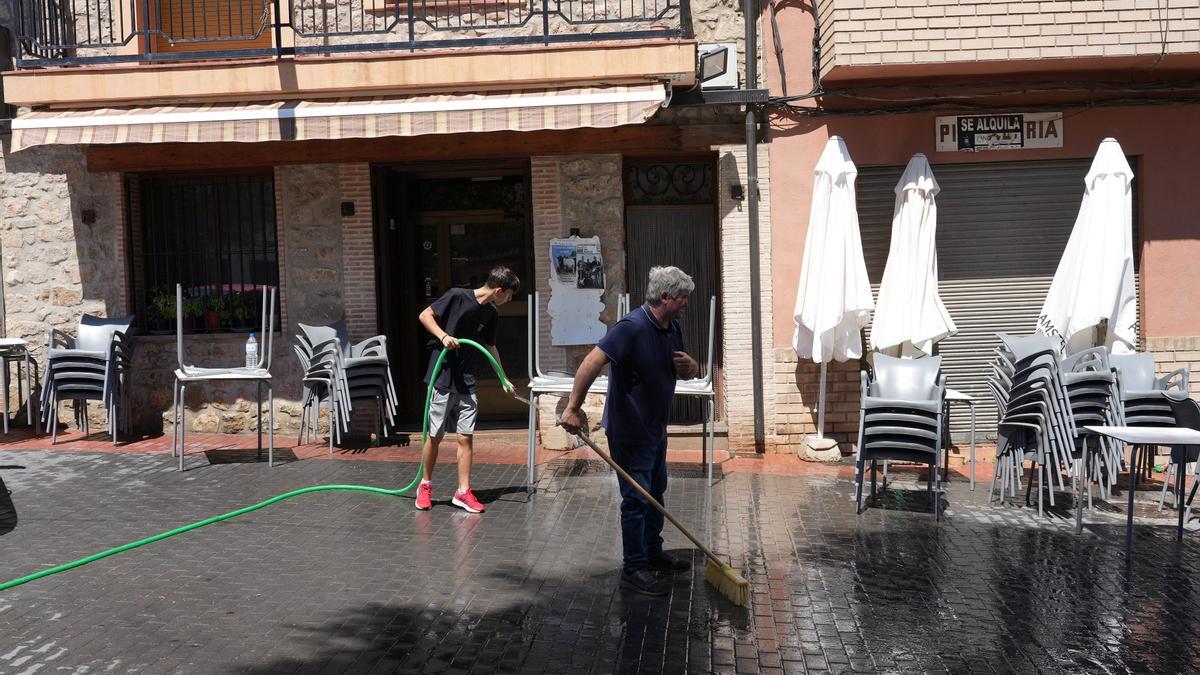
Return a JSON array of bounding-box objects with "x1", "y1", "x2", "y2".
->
[{"x1": 698, "y1": 44, "x2": 729, "y2": 85}]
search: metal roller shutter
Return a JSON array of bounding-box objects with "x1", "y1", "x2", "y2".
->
[{"x1": 858, "y1": 158, "x2": 1140, "y2": 441}]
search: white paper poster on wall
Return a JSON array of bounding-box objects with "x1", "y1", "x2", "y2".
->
[{"x1": 549, "y1": 235, "x2": 607, "y2": 345}]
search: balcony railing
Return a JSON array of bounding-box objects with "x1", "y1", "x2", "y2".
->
[{"x1": 13, "y1": 0, "x2": 687, "y2": 67}]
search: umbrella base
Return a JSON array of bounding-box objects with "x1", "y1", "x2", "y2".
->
[{"x1": 802, "y1": 435, "x2": 841, "y2": 462}]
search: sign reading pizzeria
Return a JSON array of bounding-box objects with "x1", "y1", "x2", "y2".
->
[{"x1": 935, "y1": 112, "x2": 1063, "y2": 152}]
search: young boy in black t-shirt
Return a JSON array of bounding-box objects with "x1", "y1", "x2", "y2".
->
[{"x1": 415, "y1": 266, "x2": 520, "y2": 513}]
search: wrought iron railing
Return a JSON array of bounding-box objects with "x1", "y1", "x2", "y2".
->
[{"x1": 12, "y1": 0, "x2": 687, "y2": 67}]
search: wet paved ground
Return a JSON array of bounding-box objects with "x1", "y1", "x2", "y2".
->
[{"x1": 3, "y1": 446, "x2": 1200, "y2": 673}]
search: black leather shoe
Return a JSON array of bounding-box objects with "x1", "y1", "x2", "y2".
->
[
  {"x1": 647, "y1": 553, "x2": 691, "y2": 574},
  {"x1": 620, "y1": 569, "x2": 669, "y2": 596}
]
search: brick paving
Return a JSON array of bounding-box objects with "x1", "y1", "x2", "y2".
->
[{"x1": 2, "y1": 438, "x2": 1199, "y2": 673}]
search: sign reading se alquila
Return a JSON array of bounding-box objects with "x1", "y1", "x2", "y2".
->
[{"x1": 936, "y1": 112, "x2": 1063, "y2": 152}]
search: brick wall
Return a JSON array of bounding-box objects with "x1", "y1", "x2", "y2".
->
[
  {"x1": 1146, "y1": 336, "x2": 1200, "y2": 398},
  {"x1": 818, "y1": 0, "x2": 1200, "y2": 75},
  {"x1": 717, "y1": 144, "x2": 776, "y2": 452},
  {"x1": 340, "y1": 163, "x2": 378, "y2": 341},
  {"x1": 773, "y1": 349, "x2": 863, "y2": 453}
]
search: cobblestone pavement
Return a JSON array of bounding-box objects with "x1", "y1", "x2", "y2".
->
[{"x1": 2, "y1": 448, "x2": 1200, "y2": 674}]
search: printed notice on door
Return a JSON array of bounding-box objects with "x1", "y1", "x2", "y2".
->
[{"x1": 936, "y1": 112, "x2": 1063, "y2": 152}]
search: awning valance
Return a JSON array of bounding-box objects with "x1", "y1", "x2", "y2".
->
[{"x1": 11, "y1": 83, "x2": 667, "y2": 151}]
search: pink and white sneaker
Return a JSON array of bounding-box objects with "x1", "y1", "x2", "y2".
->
[
  {"x1": 415, "y1": 482, "x2": 433, "y2": 510},
  {"x1": 452, "y1": 489, "x2": 485, "y2": 513}
]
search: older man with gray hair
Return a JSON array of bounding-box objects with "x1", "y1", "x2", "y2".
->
[{"x1": 560, "y1": 265, "x2": 699, "y2": 597}]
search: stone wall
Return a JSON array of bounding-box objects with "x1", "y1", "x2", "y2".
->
[
  {"x1": 530, "y1": 154, "x2": 626, "y2": 449},
  {"x1": 1, "y1": 142, "x2": 124, "y2": 346},
  {"x1": 291, "y1": 0, "x2": 681, "y2": 50},
  {"x1": 0, "y1": 150, "x2": 377, "y2": 438}
]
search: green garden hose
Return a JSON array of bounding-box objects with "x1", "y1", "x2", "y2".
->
[{"x1": 0, "y1": 338, "x2": 511, "y2": 593}]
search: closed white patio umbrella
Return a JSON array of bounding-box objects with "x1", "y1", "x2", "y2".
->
[
  {"x1": 870, "y1": 153, "x2": 957, "y2": 357},
  {"x1": 793, "y1": 136, "x2": 874, "y2": 447},
  {"x1": 1037, "y1": 138, "x2": 1137, "y2": 354}
]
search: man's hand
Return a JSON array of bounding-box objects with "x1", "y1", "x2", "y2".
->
[
  {"x1": 674, "y1": 351, "x2": 699, "y2": 379},
  {"x1": 559, "y1": 406, "x2": 588, "y2": 435},
  {"x1": 441, "y1": 335, "x2": 460, "y2": 350},
  {"x1": 502, "y1": 379, "x2": 515, "y2": 396}
]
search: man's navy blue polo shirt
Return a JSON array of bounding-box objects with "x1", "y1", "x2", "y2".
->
[{"x1": 598, "y1": 303, "x2": 688, "y2": 446}]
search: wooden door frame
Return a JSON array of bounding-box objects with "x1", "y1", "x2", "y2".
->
[{"x1": 372, "y1": 160, "x2": 533, "y2": 423}]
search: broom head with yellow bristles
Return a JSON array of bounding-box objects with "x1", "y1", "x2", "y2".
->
[{"x1": 704, "y1": 558, "x2": 751, "y2": 607}]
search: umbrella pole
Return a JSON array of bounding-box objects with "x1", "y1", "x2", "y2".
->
[{"x1": 817, "y1": 361, "x2": 828, "y2": 438}]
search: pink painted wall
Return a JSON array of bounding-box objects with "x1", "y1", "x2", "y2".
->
[{"x1": 767, "y1": 105, "x2": 1200, "y2": 346}]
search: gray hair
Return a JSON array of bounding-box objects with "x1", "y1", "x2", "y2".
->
[{"x1": 645, "y1": 266, "x2": 695, "y2": 305}]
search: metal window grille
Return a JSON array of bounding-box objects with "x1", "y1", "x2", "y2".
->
[{"x1": 127, "y1": 171, "x2": 280, "y2": 333}]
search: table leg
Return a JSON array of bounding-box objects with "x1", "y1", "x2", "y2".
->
[
  {"x1": 256, "y1": 381, "x2": 263, "y2": 460},
  {"x1": 1076, "y1": 435, "x2": 1087, "y2": 534},
  {"x1": 268, "y1": 384, "x2": 274, "y2": 468},
  {"x1": 1126, "y1": 445, "x2": 1137, "y2": 562},
  {"x1": 179, "y1": 384, "x2": 187, "y2": 472},
  {"x1": 969, "y1": 404, "x2": 977, "y2": 491},
  {"x1": 2, "y1": 358, "x2": 10, "y2": 434},
  {"x1": 171, "y1": 380, "x2": 179, "y2": 458},
  {"x1": 1177, "y1": 445, "x2": 1186, "y2": 541},
  {"x1": 526, "y1": 392, "x2": 536, "y2": 499},
  {"x1": 700, "y1": 393, "x2": 710, "y2": 482},
  {"x1": 29, "y1": 356, "x2": 39, "y2": 435}
]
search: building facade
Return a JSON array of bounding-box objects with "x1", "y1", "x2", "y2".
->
[
  {"x1": 0, "y1": 0, "x2": 777, "y2": 450},
  {"x1": 766, "y1": 0, "x2": 1200, "y2": 452}
]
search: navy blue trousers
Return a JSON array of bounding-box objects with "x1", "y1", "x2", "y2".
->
[{"x1": 609, "y1": 439, "x2": 668, "y2": 573}]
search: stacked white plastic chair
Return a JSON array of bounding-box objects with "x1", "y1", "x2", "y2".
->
[
  {"x1": 988, "y1": 335, "x2": 1121, "y2": 517},
  {"x1": 988, "y1": 334, "x2": 1072, "y2": 514},
  {"x1": 41, "y1": 314, "x2": 134, "y2": 444},
  {"x1": 295, "y1": 321, "x2": 395, "y2": 450},
  {"x1": 1104, "y1": 353, "x2": 1190, "y2": 510},
  {"x1": 855, "y1": 354, "x2": 946, "y2": 520},
  {"x1": 1058, "y1": 347, "x2": 1122, "y2": 509}
]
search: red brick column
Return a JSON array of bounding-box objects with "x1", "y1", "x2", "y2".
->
[{"x1": 339, "y1": 164, "x2": 378, "y2": 340}]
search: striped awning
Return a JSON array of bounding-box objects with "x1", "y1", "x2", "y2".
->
[{"x1": 11, "y1": 83, "x2": 667, "y2": 151}]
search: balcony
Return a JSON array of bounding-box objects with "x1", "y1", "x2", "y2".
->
[
  {"x1": 3, "y1": 0, "x2": 697, "y2": 108},
  {"x1": 12, "y1": 0, "x2": 688, "y2": 68}
]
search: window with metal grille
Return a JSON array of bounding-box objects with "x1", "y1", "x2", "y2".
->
[{"x1": 126, "y1": 171, "x2": 280, "y2": 333}]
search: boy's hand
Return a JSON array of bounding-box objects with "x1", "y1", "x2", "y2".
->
[
  {"x1": 440, "y1": 335, "x2": 460, "y2": 350},
  {"x1": 559, "y1": 406, "x2": 588, "y2": 435}
]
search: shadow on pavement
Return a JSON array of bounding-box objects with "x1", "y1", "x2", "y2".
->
[
  {"x1": 237, "y1": 554, "x2": 750, "y2": 673},
  {"x1": 0, "y1": 474, "x2": 16, "y2": 536}
]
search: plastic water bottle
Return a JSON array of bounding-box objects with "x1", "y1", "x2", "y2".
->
[{"x1": 245, "y1": 332, "x2": 258, "y2": 369}]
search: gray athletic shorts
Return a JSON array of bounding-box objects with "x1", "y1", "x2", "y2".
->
[{"x1": 428, "y1": 389, "x2": 478, "y2": 438}]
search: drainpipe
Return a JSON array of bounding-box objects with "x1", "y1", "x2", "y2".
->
[{"x1": 745, "y1": 0, "x2": 765, "y2": 452}]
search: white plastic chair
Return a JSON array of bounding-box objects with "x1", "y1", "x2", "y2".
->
[
  {"x1": 673, "y1": 295, "x2": 717, "y2": 481},
  {"x1": 525, "y1": 290, "x2": 609, "y2": 495}
]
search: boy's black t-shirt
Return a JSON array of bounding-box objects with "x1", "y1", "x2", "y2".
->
[{"x1": 423, "y1": 287, "x2": 499, "y2": 394}]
